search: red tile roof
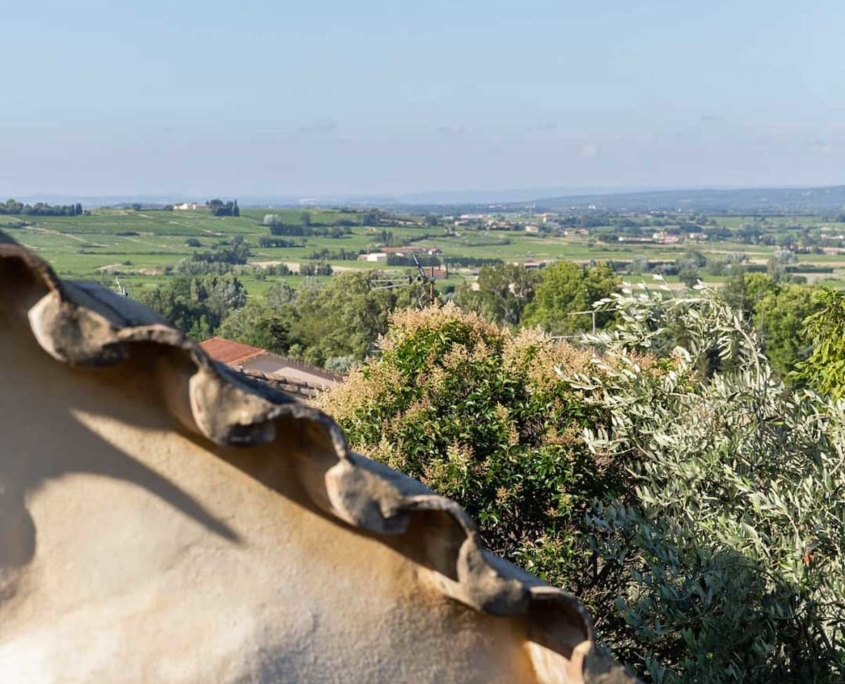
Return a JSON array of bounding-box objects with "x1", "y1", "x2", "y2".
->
[{"x1": 199, "y1": 337, "x2": 265, "y2": 365}]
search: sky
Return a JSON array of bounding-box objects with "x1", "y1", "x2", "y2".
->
[{"x1": 1, "y1": 0, "x2": 844, "y2": 199}]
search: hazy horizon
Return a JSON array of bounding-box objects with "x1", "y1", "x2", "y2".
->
[
  {"x1": 9, "y1": 183, "x2": 845, "y2": 209},
  {"x1": 3, "y1": 0, "x2": 844, "y2": 198}
]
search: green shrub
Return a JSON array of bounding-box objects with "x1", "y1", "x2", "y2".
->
[
  {"x1": 319, "y1": 304, "x2": 632, "y2": 589},
  {"x1": 568, "y1": 283, "x2": 845, "y2": 682},
  {"x1": 794, "y1": 289, "x2": 845, "y2": 398}
]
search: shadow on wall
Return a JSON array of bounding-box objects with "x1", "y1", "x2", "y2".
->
[{"x1": 0, "y1": 305, "x2": 239, "y2": 584}]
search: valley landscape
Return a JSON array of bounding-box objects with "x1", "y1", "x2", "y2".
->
[
  {"x1": 6, "y1": 0, "x2": 845, "y2": 680},
  {"x1": 7, "y1": 187, "x2": 845, "y2": 301}
]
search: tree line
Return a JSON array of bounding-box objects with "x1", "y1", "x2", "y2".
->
[
  {"x1": 207, "y1": 198, "x2": 239, "y2": 217},
  {"x1": 137, "y1": 253, "x2": 832, "y2": 388},
  {"x1": 1, "y1": 198, "x2": 83, "y2": 216}
]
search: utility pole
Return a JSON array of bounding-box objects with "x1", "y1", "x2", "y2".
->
[{"x1": 366, "y1": 254, "x2": 437, "y2": 309}]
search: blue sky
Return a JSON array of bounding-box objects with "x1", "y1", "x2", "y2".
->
[{"x1": 1, "y1": 0, "x2": 843, "y2": 198}]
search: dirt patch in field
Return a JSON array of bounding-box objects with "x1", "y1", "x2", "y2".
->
[
  {"x1": 250, "y1": 261, "x2": 368, "y2": 275},
  {"x1": 96, "y1": 264, "x2": 162, "y2": 276},
  {"x1": 252, "y1": 260, "x2": 301, "y2": 273}
]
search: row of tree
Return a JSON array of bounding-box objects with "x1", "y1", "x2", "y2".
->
[
  {"x1": 1, "y1": 199, "x2": 83, "y2": 216},
  {"x1": 138, "y1": 248, "x2": 835, "y2": 394},
  {"x1": 453, "y1": 261, "x2": 618, "y2": 332},
  {"x1": 207, "y1": 199, "x2": 239, "y2": 217},
  {"x1": 452, "y1": 260, "x2": 832, "y2": 386},
  {"x1": 140, "y1": 270, "x2": 425, "y2": 370},
  {"x1": 264, "y1": 218, "x2": 351, "y2": 238},
  {"x1": 137, "y1": 255, "x2": 820, "y2": 387},
  {"x1": 185, "y1": 235, "x2": 251, "y2": 266}
]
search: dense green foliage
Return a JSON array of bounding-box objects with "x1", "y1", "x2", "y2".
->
[
  {"x1": 453, "y1": 263, "x2": 540, "y2": 326},
  {"x1": 319, "y1": 288, "x2": 845, "y2": 683},
  {"x1": 523, "y1": 261, "x2": 618, "y2": 334},
  {"x1": 188, "y1": 235, "x2": 251, "y2": 265},
  {"x1": 794, "y1": 289, "x2": 845, "y2": 398},
  {"x1": 207, "y1": 198, "x2": 239, "y2": 217},
  {"x1": 287, "y1": 271, "x2": 423, "y2": 366},
  {"x1": 1, "y1": 198, "x2": 83, "y2": 216},
  {"x1": 719, "y1": 273, "x2": 823, "y2": 379},
  {"x1": 319, "y1": 305, "x2": 623, "y2": 580},
  {"x1": 264, "y1": 213, "x2": 353, "y2": 238},
  {"x1": 217, "y1": 300, "x2": 292, "y2": 355},
  {"x1": 139, "y1": 273, "x2": 247, "y2": 339},
  {"x1": 571, "y1": 285, "x2": 845, "y2": 682},
  {"x1": 453, "y1": 260, "x2": 619, "y2": 332},
  {"x1": 141, "y1": 270, "x2": 426, "y2": 367},
  {"x1": 753, "y1": 282, "x2": 821, "y2": 377}
]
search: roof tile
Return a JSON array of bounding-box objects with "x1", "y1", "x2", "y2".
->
[{"x1": 199, "y1": 337, "x2": 265, "y2": 365}]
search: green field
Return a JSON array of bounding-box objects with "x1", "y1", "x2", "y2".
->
[{"x1": 3, "y1": 208, "x2": 845, "y2": 298}]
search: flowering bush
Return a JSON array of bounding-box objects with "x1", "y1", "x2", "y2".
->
[{"x1": 319, "y1": 304, "x2": 622, "y2": 588}]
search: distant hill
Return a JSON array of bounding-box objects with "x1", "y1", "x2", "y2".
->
[
  {"x1": 529, "y1": 186, "x2": 845, "y2": 214},
  {"x1": 9, "y1": 185, "x2": 845, "y2": 214}
]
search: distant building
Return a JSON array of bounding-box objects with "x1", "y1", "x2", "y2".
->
[
  {"x1": 199, "y1": 337, "x2": 342, "y2": 399},
  {"x1": 199, "y1": 337, "x2": 264, "y2": 366},
  {"x1": 524, "y1": 225, "x2": 541, "y2": 234},
  {"x1": 379, "y1": 246, "x2": 441, "y2": 257},
  {"x1": 174, "y1": 202, "x2": 200, "y2": 211},
  {"x1": 358, "y1": 252, "x2": 388, "y2": 263},
  {"x1": 652, "y1": 231, "x2": 680, "y2": 245},
  {"x1": 380, "y1": 246, "x2": 424, "y2": 254}
]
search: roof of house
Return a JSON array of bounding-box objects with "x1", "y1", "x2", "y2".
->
[
  {"x1": 240, "y1": 352, "x2": 342, "y2": 385},
  {"x1": 199, "y1": 337, "x2": 264, "y2": 365},
  {"x1": 199, "y1": 336, "x2": 343, "y2": 396}
]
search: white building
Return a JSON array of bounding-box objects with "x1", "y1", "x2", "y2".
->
[{"x1": 358, "y1": 252, "x2": 388, "y2": 263}]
